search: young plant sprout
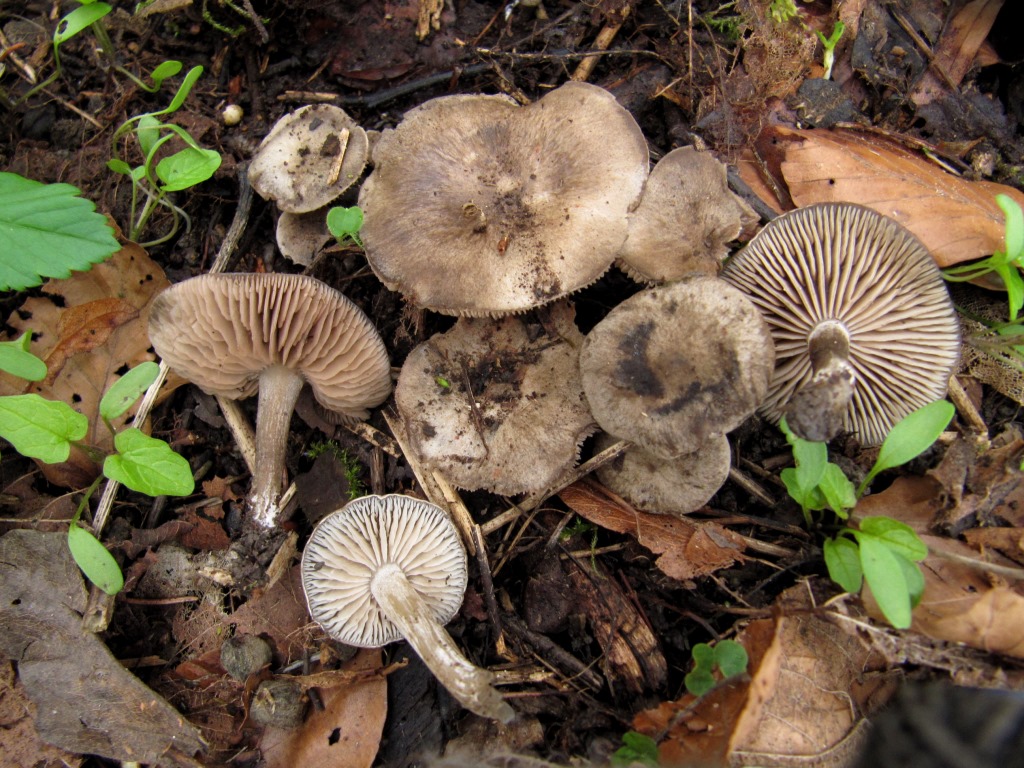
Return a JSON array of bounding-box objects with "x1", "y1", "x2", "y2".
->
[{"x1": 301, "y1": 494, "x2": 514, "y2": 722}]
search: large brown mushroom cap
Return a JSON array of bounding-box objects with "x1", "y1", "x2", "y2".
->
[
  {"x1": 248, "y1": 104, "x2": 369, "y2": 214},
  {"x1": 617, "y1": 146, "x2": 756, "y2": 283},
  {"x1": 395, "y1": 302, "x2": 596, "y2": 495},
  {"x1": 721, "y1": 203, "x2": 961, "y2": 445},
  {"x1": 147, "y1": 273, "x2": 392, "y2": 419},
  {"x1": 358, "y1": 82, "x2": 650, "y2": 316},
  {"x1": 579, "y1": 277, "x2": 775, "y2": 459}
]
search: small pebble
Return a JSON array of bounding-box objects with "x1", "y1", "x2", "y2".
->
[{"x1": 222, "y1": 104, "x2": 244, "y2": 126}]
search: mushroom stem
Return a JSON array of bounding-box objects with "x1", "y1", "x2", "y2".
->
[
  {"x1": 786, "y1": 321, "x2": 855, "y2": 442},
  {"x1": 250, "y1": 364, "x2": 306, "y2": 528},
  {"x1": 370, "y1": 563, "x2": 514, "y2": 723}
]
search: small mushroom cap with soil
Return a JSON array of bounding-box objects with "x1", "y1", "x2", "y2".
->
[
  {"x1": 275, "y1": 209, "x2": 332, "y2": 267},
  {"x1": 301, "y1": 494, "x2": 514, "y2": 722},
  {"x1": 358, "y1": 82, "x2": 650, "y2": 316},
  {"x1": 593, "y1": 432, "x2": 731, "y2": 516},
  {"x1": 147, "y1": 273, "x2": 392, "y2": 527},
  {"x1": 617, "y1": 146, "x2": 757, "y2": 283},
  {"x1": 248, "y1": 104, "x2": 369, "y2": 213},
  {"x1": 579, "y1": 276, "x2": 775, "y2": 459},
  {"x1": 721, "y1": 203, "x2": 961, "y2": 445},
  {"x1": 394, "y1": 302, "x2": 596, "y2": 495}
]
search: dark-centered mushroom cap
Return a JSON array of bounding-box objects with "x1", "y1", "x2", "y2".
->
[
  {"x1": 594, "y1": 431, "x2": 731, "y2": 516},
  {"x1": 301, "y1": 494, "x2": 468, "y2": 647},
  {"x1": 358, "y1": 82, "x2": 650, "y2": 316},
  {"x1": 617, "y1": 146, "x2": 757, "y2": 283},
  {"x1": 248, "y1": 104, "x2": 369, "y2": 214},
  {"x1": 721, "y1": 203, "x2": 961, "y2": 445},
  {"x1": 147, "y1": 273, "x2": 392, "y2": 420},
  {"x1": 579, "y1": 276, "x2": 775, "y2": 459},
  {"x1": 395, "y1": 302, "x2": 596, "y2": 495}
]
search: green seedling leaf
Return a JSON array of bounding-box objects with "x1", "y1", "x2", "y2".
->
[
  {"x1": 858, "y1": 516, "x2": 928, "y2": 561},
  {"x1": 100, "y1": 361, "x2": 160, "y2": 420},
  {"x1": 136, "y1": 114, "x2": 163, "y2": 158},
  {"x1": 0, "y1": 394, "x2": 88, "y2": 463},
  {"x1": 690, "y1": 642, "x2": 715, "y2": 669},
  {"x1": 858, "y1": 533, "x2": 912, "y2": 629},
  {"x1": 780, "y1": 467, "x2": 825, "y2": 512},
  {"x1": 995, "y1": 263, "x2": 1024, "y2": 321},
  {"x1": 0, "y1": 332, "x2": 46, "y2": 381},
  {"x1": 896, "y1": 552, "x2": 926, "y2": 607},
  {"x1": 67, "y1": 523, "x2": 124, "y2": 595},
  {"x1": 162, "y1": 65, "x2": 204, "y2": 115},
  {"x1": 781, "y1": 416, "x2": 828, "y2": 491},
  {"x1": 861, "y1": 400, "x2": 954, "y2": 492},
  {"x1": 0, "y1": 173, "x2": 120, "y2": 291},
  {"x1": 103, "y1": 428, "x2": 194, "y2": 496},
  {"x1": 327, "y1": 206, "x2": 365, "y2": 244},
  {"x1": 712, "y1": 639, "x2": 749, "y2": 678},
  {"x1": 106, "y1": 158, "x2": 133, "y2": 176},
  {"x1": 684, "y1": 668, "x2": 716, "y2": 697},
  {"x1": 54, "y1": 2, "x2": 112, "y2": 45},
  {"x1": 997, "y1": 194, "x2": 1024, "y2": 262},
  {"x1": 155, "y1": 147, "x2": 222, "y2": 192},
  {"x1": 611, "y1": 732, "x2": 659, "y2": 768},
  {"x1": 149, "y1": 60, "x2": 183, "y2": 89},
  {"x1": 824, "y1": 535, "x2": 863, "y2": 593},
  {"x1": 818, "y1": 462, "x2": 856, "y2": 518}
]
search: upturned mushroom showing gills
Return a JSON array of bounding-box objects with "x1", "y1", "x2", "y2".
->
[
  {"x1": 721, "y1": 203, "x2": 961, "y2": 445},
  {"x1": 301, "y1": 494, "x2": 514, "y2": 723},
  {"x1": 147, "y1": 273, "x2": 392, "y2": 528},
  {"x1": 579, "y1": 276, "x2": 775, "y2": 459},
  {"x1": 358, "y1": 81, "x2": 649, "y2": 316}
]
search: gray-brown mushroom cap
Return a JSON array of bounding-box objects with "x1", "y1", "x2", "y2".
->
[
  {"x1": 301, "y1": 494, "x2": 468, "y2": 648},
  {"x1": 579, "y1": 277, "x2": 775, "y2": 459},
  {"x1": 395, "y1": 302, "x2": 596, "y2": 495},
  {"x1": 276, "y1": 209, "x2": 332, "y2": 267},
  {"x1": 594, "y1": 432, "x2": 731, "y2": 516},
  {"x1": 617, "y1": 146, "x2": 757, "y2": 283},
  {"x1": 358, "y1": 82, "x2": 650, "y2": 316},
  {"x1": 721, "y1": 203, "x2": 961, "y2": 445},
  {"x1": 248, "y1": 104, "x2": 369, "y2": 213}
]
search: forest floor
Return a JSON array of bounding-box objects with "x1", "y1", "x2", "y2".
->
[{"x1": 2, "y1": 1, "x2": 1024, "y2": 767}]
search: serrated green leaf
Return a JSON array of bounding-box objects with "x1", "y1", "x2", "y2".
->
[
  {"x1": 103, "y1": 428, "x2": 194, "y2": 496},
  {"x1": 100, "y1": 361, "x2": 160, "y2": 420},
  {"x1": 818, "y1": 462, "x2": 856, "y2": 517},
  {"x1": 824, "y1": 535, "x2": 863, "y2": 593},
  {"x1": 0, "y1": 172, "x2": 120, "y2": 291},
  {"x1": 859, "y1": 534, "x2": 912, "y2": 629},
  {"x1": 156, "y1": 147, "x2": 221, "y2": 192},
  {"x1": 0, "y1": 394, "x2": 88, "y2": 463},
  {"x1": 858, "y1": 516, "x2": 928, "y2": 561},
  {"x1": 862, "y1": 400, "x2": 955, "y2": 490},
  {"x1": 67, "y1": 524, "x2": 124, "y2": 595},
  {"x1": 684, "y1": 668, "x2": 716, "y2": 697},
  {"x1": 712, "y1": 640, "x2": 748, "y2": 678},
  {"x1": 0, "y1": 332, "x2": 46, "y2": 381}
]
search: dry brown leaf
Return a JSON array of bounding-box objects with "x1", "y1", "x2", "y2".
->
[
  {"x1": 558, "y1": 480, "x2": 746, "y2": 581},
  {"x1": 0, "y1": 240, "x2": 175, "y2": 487},
  {"x1": 260, "y1": 649, "x2": 387, "y2": 768},
  {"x1": 0, "y1": 660, "x2": 83, "y2": 768},
  {"x1": 742, "y1": 125, "x2": 1024, "y2": 267}
]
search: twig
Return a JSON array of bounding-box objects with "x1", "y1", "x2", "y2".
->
[{"x1": 570, "y1": 6, "x2": 630, "y2": 82}]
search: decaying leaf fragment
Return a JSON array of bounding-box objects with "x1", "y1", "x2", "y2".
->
[
  {"x1": 742, "y1": 125, "x2": 1024, "y2": 267},
  {"x1": 0, "y1": 529, "x2": 205, "y2": 763}
]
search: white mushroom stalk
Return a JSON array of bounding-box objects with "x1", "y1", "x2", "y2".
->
[
  {"x1": 371, "y1": 563, "x2": 513, "y2": 722},
  {"x1": 784, "y1": 319, "x2": 856, "y2": 442},
  {"x1": 301, "y1": 495, "x2": 514, "y2": 723},
  {"x1": 250, "y1": 364, "x2": 306, "y2": 528}
]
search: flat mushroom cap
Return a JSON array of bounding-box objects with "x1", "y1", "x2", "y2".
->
[
  {"x1": 721, "y1": 203, "x2": 961, "y2": 446},
  {"x1": 358, "y1": 82, "x2": 650, "y2": 316},
  {"x1": 594, "y1": 432, "x2": 731, "y2": 516},
  {"x1": 301, "y1": 494, "x2": 468, "y2": 647},
  {"x1": 617, "y1": 146, "x2": 757, "y2": 283},
  {"x1": 579, "y1": 276, "x2": 775, "y2": 459},
  {"x1": 276, "y1": 209, "x2": 332, "y2": 267},
  {"x1": 248, "y1": 104, "x2": 369, "y2": 213},
  {"x1": 395, "y1": 302, "x2": 596, "y2": 495},
  {"x1": 147, "y1": 273, "x2": 392, "y2": 420}
]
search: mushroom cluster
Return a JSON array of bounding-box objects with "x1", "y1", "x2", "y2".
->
[
  {"x1": 721, "y1": 203, "x2": 960, "y2": 445},
  {"x1": 358, "y1": 81, "x2": 650, "y2": 316},
  {"x1": 248, "y1": 104, "x2": 370, "y2": 265},
  {"x1": 148, "y1": 273, "x2": 392, "y2": 528},
  {"x1": 301, "y1": 494, "x2": 514, "y2": 722},
  {"x1": 579, "y1": 276, "x2": 775, "y2": 515}
]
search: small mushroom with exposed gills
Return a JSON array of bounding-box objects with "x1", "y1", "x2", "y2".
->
[
  {"x1": 721, "y1": 203, "x2": 961, "y2": 445},
  {"x1": 147, "y1": 273, "x2": 392, "y2": 528},
  {"x1": 301, "y1": 494, "x2": 515, "y2": 722}
]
